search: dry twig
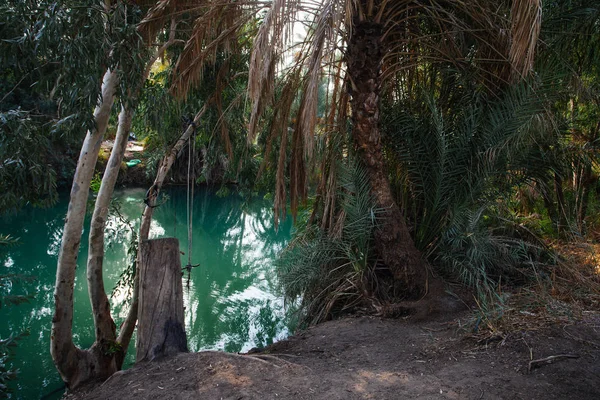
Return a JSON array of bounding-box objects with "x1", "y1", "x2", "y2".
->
[{"x1": 528, "y1": 354, "x2": 579, "y2": 372}]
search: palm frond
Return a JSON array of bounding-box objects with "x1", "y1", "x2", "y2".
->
[
  {"x1": 509, "y1": 0, "x2": 542, "y2": 81},
  {"x1": 276, "y1": 157, "x2": 380, "y2": 325},
  {"x1": 382, "y1": 70, "x2": 560, "y2": 300},
  {"x1": 248, "y1": 0, "x2": 302, "y2": 141},
  {"x1": 138, "y1": 0, "x2": 180, "y2": 44},
  {"x1": 0, "y1": 235, "x2": 19, "y2": 247},
  {"x1": 171, "y1": 1, "x2": 258, "y2": 99}
]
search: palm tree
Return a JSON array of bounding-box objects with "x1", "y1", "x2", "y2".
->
[
  {"x1": 168, "y1": 1, "x2": 544, "y2": 298},
  {"x1": 244, "y1": 0, "x2": 542, "y2": 296}
]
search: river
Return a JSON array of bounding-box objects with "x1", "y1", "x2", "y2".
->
[{"x1": 0, "y1": 187, "x2": 293, "y2": 399}]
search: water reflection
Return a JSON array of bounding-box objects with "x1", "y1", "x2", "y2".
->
[
  {"x1": 0, "y1": 187, "x2": 292, "y2": 399},
  {"x1": 151, "y1": 187, "x2": 292, "y2": 353}
]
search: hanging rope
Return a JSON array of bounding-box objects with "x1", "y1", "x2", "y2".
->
[{"x1": 184, "y1": 116, "x2": 199, "y2": 287}]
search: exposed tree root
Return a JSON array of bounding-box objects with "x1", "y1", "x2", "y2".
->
[
  {"x1": 197, "y1": 351, "x2": 306, "y2": 369},
  {"x1": 372, "y1": 275, "x2": 469, "y2": 320},
  {"x1": 248, "y1": 354, "x2": 309, "y2": 370}
]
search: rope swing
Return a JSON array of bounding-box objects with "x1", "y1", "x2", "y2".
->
[{"x1": 184, "y1": 116, "x2": 199, "y2": 287}]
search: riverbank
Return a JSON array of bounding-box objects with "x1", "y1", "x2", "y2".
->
[
  {"x1": 65, "y1": 307, "x2": 600, "y2": 400},
  {"x1": 98, "y1": 139, "x2": 154, "y2": 187}
]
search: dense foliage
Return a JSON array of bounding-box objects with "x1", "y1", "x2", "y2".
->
[
  {"x1": 1, "y1": 0, "x2": 600, "y2": 391},
  {"x1": 0, "y1": 0, "x2": 149, "y2": 212},
  {"x1": 269, "y1": 0, "x2": 600, "y2": 322}
]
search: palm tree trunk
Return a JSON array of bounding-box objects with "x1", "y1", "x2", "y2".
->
[
  {"x1": 347, "y1": 17, "x2": 427, "y2": 296},
  {"x1": 554, "y1": 172, "x2": 567, "y2": 234}
]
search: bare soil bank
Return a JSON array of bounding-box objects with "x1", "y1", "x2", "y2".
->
[{"x1": 66, "y1": 311, "x2": 600, "y2": 400}]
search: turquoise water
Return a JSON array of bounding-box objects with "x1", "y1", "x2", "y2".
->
[{"x1": 0, "y1": 187, "x2": 293, "y2": 399}]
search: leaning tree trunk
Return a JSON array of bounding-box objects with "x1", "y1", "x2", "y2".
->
[
  {"x1": 51, "y1": 12, "x2": 180, "y2": 388},
  {"x1": 117, "y1": 100, "x2": 211, "y2": 349},
  {"x1": 51, "y1": 68, "x2": 118, "y2": 388},
  {"x1": 346, "y1": 17, "x2": 427, "y2": 296}
]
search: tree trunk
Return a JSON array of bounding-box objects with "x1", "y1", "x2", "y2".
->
[
  {"x1": 52, "y1": 14, "x2": 180, "y2": 388},
  {"x1": 347, "y1": 17, "x2": 427, "y2": 296},
  {"x1": 554, "y1": 172, "x2": 567, "y2": 235},
  {"x1": 104, "y1": 30, "x2": 180, "y2": 364},
  {"x1": 136, "y1": 238, "x2": 187, "y2": 362},
  {"x1": 86, "y1": 105, "x2": 133, "y2": 362},
  {"x1": 91, "y1": 44, "x2": 170, "y2": 365},
  {"x1": 51, "y1": 68, "x2": 118, "y2": 387}
]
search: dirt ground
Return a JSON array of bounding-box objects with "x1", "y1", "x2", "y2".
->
[{"x1": 66, "y1": 309, "x2": 600, "y2": 400}]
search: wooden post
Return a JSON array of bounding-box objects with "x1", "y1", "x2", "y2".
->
[{"x1": 136, "y1": 238, "x2": 188, "y2": 362}]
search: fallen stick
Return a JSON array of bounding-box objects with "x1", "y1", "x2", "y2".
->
[
  {"x1": 528, "y1": 354, "x2": 579, "y2": 372},
  {"x1": 101, "y1": 370, "x2": 126, "y2": 387},
  {"x1": 250, "y1": 354, "x2": 303, "y2": 367}
]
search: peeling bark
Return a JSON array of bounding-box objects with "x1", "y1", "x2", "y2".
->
[{"x1": 347, "y1": 17, "x2": 427, "y2": 296}]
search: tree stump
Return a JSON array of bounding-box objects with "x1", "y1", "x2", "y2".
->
[{"x1": 136, "y1": 238, "x2": 188, "y2": 362}]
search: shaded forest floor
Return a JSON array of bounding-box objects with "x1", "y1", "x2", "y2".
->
[{"x1": 67, "y1": 307, "x2": 600, "y2": 400}]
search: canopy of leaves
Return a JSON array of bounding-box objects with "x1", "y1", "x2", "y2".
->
[{"x1": 0, "y1": 0, "x2": 149, "y2": 213}]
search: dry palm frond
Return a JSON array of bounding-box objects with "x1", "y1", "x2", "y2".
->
[
  {"x1": 215, "y1": 59, "x2": 234, "y2": 161},
  {"x1": 171, "y1": 0, "x2": 260, "y2": 99},
  {"x1": 256, "y1": 70, "x2": 302, "y2": 183},
  {"x1": 274, "y1": 117, "x2": 288, "y2": 230},
  {"x1": 247, "y1": 11, "x2": 276, "y2": 142},
  {"x1": 289, "y1": 121, "x2": 307, "y2": 221},
  {"x1": 380, "y1": 0, "x2": 514, "y2": 92},
  {"x1": 251, "y1": 0, "x2": 349, "y2": 227},
  {"x1": 467, "y1": 240, "x2": 600, "y2": 340},
  {"x1": 296, "y1": 0, "x2": 342, "y2": 160},
  {"x1": 137, "y1": 0, "x2": 180, "y2": 44},
  {"x1": 313, "y1": 63, "x2": 347, "y2": 232},
  {"x1": 248, "y1": 0, "x2": 303, "y2": 142},
  {"x1": 509, "y1": 0, "x2": 542, "y2": 82}
]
